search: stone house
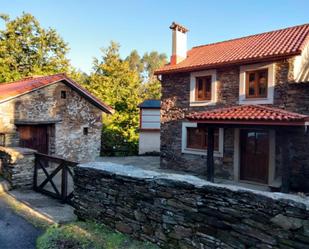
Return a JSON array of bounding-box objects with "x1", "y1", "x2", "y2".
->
[
  {"x1": 155, "y1": 23, "x2": 309, "y2": 192},
  {"x1": 138, "y1": 99, "x2": 160, "y2": 155},
  {"x1": 0, "y1": 73, "x2": 113, "y2": 162}
]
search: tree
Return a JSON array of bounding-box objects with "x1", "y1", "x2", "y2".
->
[
  {"x1": 0, "y1": 13, "x2": 69, "y2": 82},
  {"x1": 126, "y1": 49, "x2": 143, "y2": 73},
  {"x1": 85, "y1": 42, "x2": 142, "y2": 155},
  {"x1": 125, "y1": 50, "x2": 167, "y2": 99}
]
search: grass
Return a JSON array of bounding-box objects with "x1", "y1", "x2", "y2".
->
[{"x1": 36, "y1": 221, "x2": 160, "y2": 249}]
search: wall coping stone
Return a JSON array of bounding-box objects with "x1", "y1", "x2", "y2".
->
[
  {"x1": 0, "y1": 146, "x2": 37, "y2": 164},
  {"x1": 79, "y1": 161, "x2": 309, "y2": 209}
]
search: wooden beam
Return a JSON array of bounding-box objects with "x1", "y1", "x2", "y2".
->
[{"x1": 207, "y1": 127, "x2": 215, "y2": 182}]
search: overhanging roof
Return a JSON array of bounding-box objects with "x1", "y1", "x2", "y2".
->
[
  {"x1": 186, "y1": 105, "x2": 309, "y2": 126},
  {"x1": 155, "y1": 23, "x2": 309, "y2": 75},
  {"x1": 0, "y1": 73, "x2": 113, "y2": 114},
  {"x1": 138, "y1": 99, "x2": 160, "y2": 109}
]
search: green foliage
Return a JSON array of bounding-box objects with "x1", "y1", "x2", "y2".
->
[
  {"x1": 0, "y1": 13, "x2": 69, "y2": 82},
  {"x1": 82, "y1": 42, "x2": 141, "y2": 155},
  {"x1": 36, "y1": 221, "x2": 160, "y2": 249},
  {"x1": 126, "y1": 50, "x2": 167, "y2": 100},
  {"x1": 81, "y1": 43, "x2": 167, "y2": 156}
]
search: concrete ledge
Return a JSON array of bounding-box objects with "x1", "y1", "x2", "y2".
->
[{"x1": 79, "y1": 162, "x2": 309, "y2": 209}]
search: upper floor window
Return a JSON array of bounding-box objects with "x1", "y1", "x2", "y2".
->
[
  {"x1": 239, "y1": 63, "x2": 275, "y2": 105},
  {"x1": 190, "y1": 70, "x2": 217, "y2": 106},
  {"x1": 195, "y1": 76, "x2": 212, "y2": 101},
  {"x1": 246, "y1": 69, "x2": 268, "y2": 98}
]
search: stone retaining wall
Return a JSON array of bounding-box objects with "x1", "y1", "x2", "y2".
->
[
  {"x1": 0, "y1": 147, "x2": 36, "y2": 189},
  {"x1": 73, "y1": 163, "x2": 309, "y2": 249}
]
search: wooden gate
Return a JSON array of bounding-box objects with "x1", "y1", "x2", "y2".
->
[{"x1": 33, "y1": 153, "x2": 78, "y2": 204}]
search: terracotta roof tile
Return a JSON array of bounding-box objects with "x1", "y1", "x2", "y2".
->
[
  {"x1": 0, "y1": 73, "x2": 113, "y2": 113},
  {"x1": 155, "y1": 24, "x2": 309, "y2": 74},
  {"x1": 186, "y1": 105, "x2": 309, "y2": 126}
]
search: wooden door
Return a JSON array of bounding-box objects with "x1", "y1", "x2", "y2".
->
[
  {"x1": 240, "y1": 130, "x2": 269, "y2": 184},
  {"x1": 18, "y1": 125, "x2": 49, "y2": 154}
]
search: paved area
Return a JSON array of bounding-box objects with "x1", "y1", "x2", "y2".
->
[
  {"x1": 0, "y1": 195, "x2": 42, "y2": 249},
  {"x1": 8, "y1": 190, "x2": 76, "y2": 224},
  {"x1": 96, "y1": 156, "x2": 270, "y2": 191},
  {"x1": 96, "y1": 156, "x2": 161, "y2": 171}
]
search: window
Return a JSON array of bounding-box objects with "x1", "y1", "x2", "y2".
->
[
  {"x1": 0, "y1": 133, "x2": 5, "y2": 146},
  {"x1": 83, "y1": 127, "x2": 88, "y2": 135},
  {"x1": 61, "y1": 90, "x2": 67, "y2": 99},
  {"x1": 195, "y1": 76, "x2": 212, "y2": 101},
  {"x1": 187, "y1": 127, "x2": 219, "y2": 151},
  {"x1": 246, "y1": 69, "x2": 268, "y2": 98}
]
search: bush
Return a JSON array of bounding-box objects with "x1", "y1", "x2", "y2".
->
[
  {"x1": 101, "y1": 127, "x2": 138, "y2": 156},
  {"x1": 37, "y1": 221, "x2": 159, "y2": 249}
]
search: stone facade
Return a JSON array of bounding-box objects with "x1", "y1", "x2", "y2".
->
[
  {"x1": 0, "y1": 81, "x2": 103, "y2": 162},
  {"x1": 160, "y1": 58, "x2": 309, "y2": 191},
  {"x1": 74, "y1": 164, "x2": 309, "y2": 249},
  {"x1": 0, "y1": 147, "x2": 36, "y2": 189}
]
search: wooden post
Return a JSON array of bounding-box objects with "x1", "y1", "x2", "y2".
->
[
  {"x1": 61, "y1": 165, "x2": 68, "y2": 202},
  {"x1": 33, "y1": 155, "x2": 38, "y2": 190},
  {"x1": 207, "y1": 127, "x2": 215, "y2": 182},
  {"x1": 281, "y1": 129, "x2": 290, "y2": 193}
]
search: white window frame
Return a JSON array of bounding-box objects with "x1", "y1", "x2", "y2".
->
[
  {"x1": 181, "y1": 122, "x2": 224, "y2": 157},
  {"x1": 190, "y1": 70, "x2": 217, "y2": 106},
  {"x1": 239, "y1": 62, "x2": 275, "y2": 105}
]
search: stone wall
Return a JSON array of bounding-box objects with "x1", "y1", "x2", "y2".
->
[
  {"x1": 74, "y1": 163, "x2": 309, "y2": 249},
  {"x1": 0, "y1": 81, "x2": 103, "y2": 162},
  {"x1": 0, "y1": 147, "x2": 36, "y2": 189}
]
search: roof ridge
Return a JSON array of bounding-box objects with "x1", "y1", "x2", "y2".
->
[
  {"x1": 0, "y1": 73, "x2": 66, "y2": 86},
  {"x1": 192, "y1": 23, "x2": 309, "y2": 50}
]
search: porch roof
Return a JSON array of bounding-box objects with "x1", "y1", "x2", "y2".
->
[{"x1": 186, "y1": 105, "x2": 309, "y2": 126}]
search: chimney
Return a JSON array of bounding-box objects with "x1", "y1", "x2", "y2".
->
[{"x1": 170, "y1": 22, "x2": 189, "y2": 65}]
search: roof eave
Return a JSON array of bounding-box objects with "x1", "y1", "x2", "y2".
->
[
  {"x1": 154, "y1": 52, "x2": 301, "y2": 75},
  {"x1": 186, "y1": 119, "x2": 307, "y2": 126}
]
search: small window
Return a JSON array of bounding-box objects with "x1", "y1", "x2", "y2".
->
[
  {"x1": 83, "y1": 127, "x2": 88, "y2": 135},
  {"x1": 61, "y1": 91, "x2": 67, "y2": 99},
  {"x1": 0, "y1": 133, "x2": 5, "y2": 146},
  {"x1": 195, "y1": 76, "x2": 212, "y2": 101},
  {"x1": 246, "y1": 69, "x2": 268, "y2": 98},
  {"x1": 187, "y1": 127, "x2": 219, "y2": 151}
]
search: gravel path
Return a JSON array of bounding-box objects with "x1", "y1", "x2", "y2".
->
[{"x1": 0, "y1": 196, "x2": 42, "y2": 249}]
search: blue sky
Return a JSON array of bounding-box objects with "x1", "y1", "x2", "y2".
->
[{"x1": 1, "y1": 0, "x2": 309, "y2": 73}]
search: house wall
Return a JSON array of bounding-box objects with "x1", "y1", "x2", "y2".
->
[
  {"x1": 0, "y1": 82, "x2": 102, "y2": 162},
  {"x1": 160, "y1": 59, "x2": 309, "y2": 190},
  {"x1": 138, "y1": 131, "x2": 160, "y2": 155}
]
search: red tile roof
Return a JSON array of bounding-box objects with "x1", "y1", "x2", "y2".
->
[
  {"x1": 0, "y1": 73, "x2": 113, "y2": 114},
  {"x1": 155, "y1": 24, "x2": 309, "y2": 75},
  {"x1": 186, "y1": 105, "x2": 309, "y2": 126}
]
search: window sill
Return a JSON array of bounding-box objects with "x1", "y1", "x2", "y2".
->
[
  {"x1": 239, "y1": 98, "x2": 273, "y2": 105},
  {"x1": 190, "y1": 101, "x2": 217, "y2": 107},
  {"x1": 182, "y1": 147, "x2": 223, "y2": 157}
]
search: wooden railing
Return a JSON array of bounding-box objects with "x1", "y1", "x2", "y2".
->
[{"x1": 33, "y1": 153, "x2": 78, "y2": 204}]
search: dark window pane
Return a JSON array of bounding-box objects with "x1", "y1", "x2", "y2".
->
[
  {"x1": 258, "y1": 70, "x2": 268, "y2": 97},
  {"x1": 195, "y1": 76, "x2": 212, "y2": 101},
  {"x1": 187, "y1": 127, "x2": 219, "y2": 151}
]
